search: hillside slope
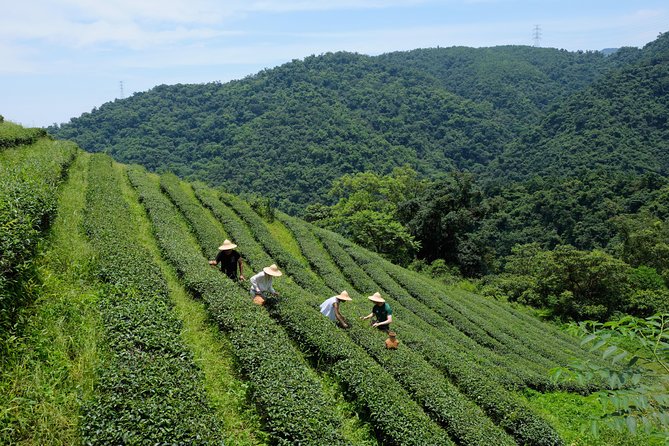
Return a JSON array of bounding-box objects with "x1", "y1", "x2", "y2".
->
[
  {"x1": 491, "y1": 32, "x2": 669, "y2": 181},
  {"x1": 2, "y1": 129, "x2": 650, "y2": 444}
]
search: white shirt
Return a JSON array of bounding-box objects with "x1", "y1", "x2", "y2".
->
[
  {"x1": 250, "y1": 271, "x2": 275, "y2": 294},
  {"x1": 319, "y1": 296, "x2": 339, "y2": 321}
]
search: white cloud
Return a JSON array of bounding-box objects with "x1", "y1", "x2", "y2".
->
[{"x1": 242, "y1": 0, "x2": 429, "y2": 13}]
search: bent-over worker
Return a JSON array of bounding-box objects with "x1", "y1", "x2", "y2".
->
[
  {"x1": 361, "y1": 292, "x2": 393, "y2": 331},
  {"x1": 249, "y1": 264, "x2": 282, "y2": 305},
  {"x1": 320, "y1": 290, "x2": 352, "y2": 328},
  {"x1": 209, "y1": 239, "x2": 245, "y2": 281}
]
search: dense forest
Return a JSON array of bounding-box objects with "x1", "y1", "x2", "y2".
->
[
  {"x1": 49, "y1": 43, "x2": 634, "y2": 210},
  {"x1": 48, "y1": 32, "x2": 669, "y2": 321}
]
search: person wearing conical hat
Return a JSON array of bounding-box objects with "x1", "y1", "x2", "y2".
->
[
  {"x1": 249, "y1": 264, "x2": 282, "y2": 305},
  {"x1": 320, "y1": 290, "x2": 353, "y2": 329},
  {"x1": 209, "y1": 239, "x2": 245, "y2": 281},
  {"x1": 361, "y1": 292, "x2": 393, "y2": 331}
]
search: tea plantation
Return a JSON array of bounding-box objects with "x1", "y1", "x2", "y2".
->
[{"x1": 1, "y1": 124, "x2": 649, "y2": 444}]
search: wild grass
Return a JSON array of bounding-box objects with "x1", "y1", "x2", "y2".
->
[
  {"x1": 523, "y1": 389, "x2": 659, "y2": 446},
  {"x1": 0, "y1": 152, "x2": 102, "y2": 445}
]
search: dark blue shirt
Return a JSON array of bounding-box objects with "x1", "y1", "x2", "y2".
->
[{"x1": 372, "y1": 303, "x2": 392, "y2": 323}]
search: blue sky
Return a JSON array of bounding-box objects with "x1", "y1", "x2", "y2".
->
[{"x1": 1, "y1": 0, "x2": 667, "y2": 128}]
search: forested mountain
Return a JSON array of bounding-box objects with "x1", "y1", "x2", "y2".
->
[
  {"x1": 49, "y1": 41, "x2": 637, "y2": 212},
  {"x1": 491, "y1": 34, "x2": 669, "y2": 181},
  {"x1": 47, "y1": 32, "x2": 669, "y2": 287}
]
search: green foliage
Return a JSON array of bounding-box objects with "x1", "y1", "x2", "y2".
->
[
  {"x1": 129, "y1": 167, "x2": 349, "y2": 445},
  {"x1": 553, "y1": 314, "x2": 669, "y2": 441},
  {"x1": 48, "y1": 43, "x2": 631, "y2": 214},
  {"x1": 612, "y1": 211, "x2": 669, "y2": 283},
  {"x1": 493, "y1": 244, "x2": 640, "y2": 320},
  {"x1": 0, "y1": 121, "x2": 46, "y2": 149},
  {"x1": 248, "y1": 195, "x2": 275, "y2": 222},
  {"x1": 308, "y1": 167, "x2": 422, "y2": 265},
  {"x1": 398, "y1": 171, "x2": 486, "y2": 274},
  {"x1": 81, "y1": 155, "x2": 224, "y2": 444},
  {"x1": 0, "y1": 139, "x2": 76, "y2": 338},
  {"x1": 524, "y1": 389, "x2": 656, "y2": 446},
  {"x1": 494, "y1": 32, "x2": 669, "y2": 182}
]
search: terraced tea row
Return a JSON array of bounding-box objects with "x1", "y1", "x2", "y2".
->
[
  {"x1": 189, "y1": 180, "x2": 565, "y2": 445},
  {"x1": 0, "y1": 121, "x2": 47, "y2": 149},
  {"x1": 129, "y1": 167, "x2": 350, "y2": 445},
  {"x1": 0, "y1": 138, "x2": 76, "y2": 335},
  {"x1": 82, "y1": 155, "x2": 223, "y2": 444}
]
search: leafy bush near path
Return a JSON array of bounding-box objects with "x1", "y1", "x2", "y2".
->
[
  {"x1": 130, "y1": 167, "x2": 349, "y2": 445},
  {"x1": 81, "y1": 155, "x2": 224, "y2": 444},
  {"x1": 0, "y1": 139, "x2": 76, "y2": 336}
]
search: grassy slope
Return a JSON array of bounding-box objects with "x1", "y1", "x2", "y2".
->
[
  {"x1": 2, "y1": 133, "x2": 660, "y2": 444},
  {"x1": 0, "y1": 151, "x2": 102, "y2": 444},
  {"x1": 0, "y1": 143, "x2": 269, "y2": 443}
]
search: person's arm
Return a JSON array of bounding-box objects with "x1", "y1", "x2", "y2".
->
[
  {"x1": 238, "y1": 258, "x2": 245, "y2": 281},
  {"x1": 209, "y1": 250, "x2": 222, "y2": 266},
  {"x1": 361, "y1": 312, "x2": 374, "y2": 320},
  {"x1": 373, "y1": 314, "x2": 392, "y2": 327},
  {"x1": 334, "y1": 303, "x2": 348, "y2": 327}
]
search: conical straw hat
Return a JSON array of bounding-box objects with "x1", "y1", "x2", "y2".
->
[
  {"x1": 367, "y1": 292, "x2": 385, "y2": 303},
  {"x1": 218, "y1": 239, "x2": 237, "y2": 250},
  {"x1": 263, "y1": 264, "x2": 283, "y2": 277},
  {"x1": 336, "y1": 290, "x2": 352, "y2": 301}
]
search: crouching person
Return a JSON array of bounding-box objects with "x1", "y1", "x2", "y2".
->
[
  {"x1": 249, "y1": 264, "x2": 282, "y2": 305},
  {"x1": 320, "y1": 290, "x2": 352, "y2": 328}
]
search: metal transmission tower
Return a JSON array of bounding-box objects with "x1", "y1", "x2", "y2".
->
[
  {"x1": 533, "y1": 25, "x2": 542, "y2": 47},
  {"x1": 119, "y1": 81, "x2": 125, "y2": 99}
]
